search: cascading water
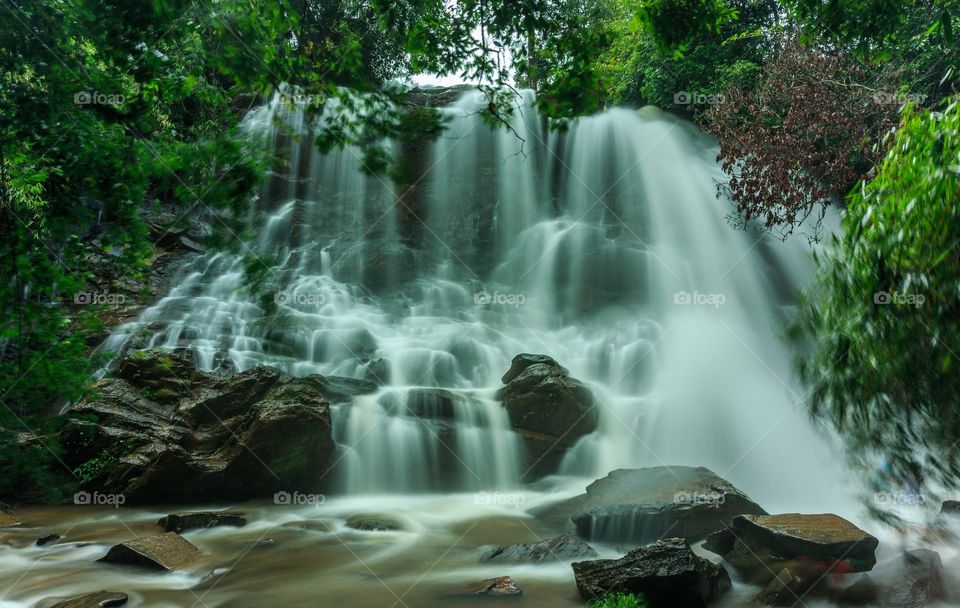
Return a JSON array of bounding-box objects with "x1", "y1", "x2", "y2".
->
[{"x1": 100, "y1": 88, "x2": 853, "y2": 512}]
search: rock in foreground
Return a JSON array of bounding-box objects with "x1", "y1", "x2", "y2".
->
[
  {"x1": 158, "y1": 511, "x2": 247, "y2": 533},
  {"x1": 60, "y1": 350, "x2": 337, "y2": 503},
  {"x1": 536, "y1": 466, "x2": 765, "y2": 543},
  {"x1": 48, "y1": 591, "x2": 128, "y2": 608},
  {"x1": 496, "y1": 354, "x2": 596, "y2": 480},
  {"x1": 572, "y1": 538, "x2": 730, "y2": 607},
  {"x1": 99, "y1": 532, "x2": 202, "y2": 571},
  {"x1": 449, "y1": 576, "x2": 523, "y2": 598},
  {"x1": 707, "y1": 513, "x2": 878, "y2": 584},
  {"x1": 0, "y1": 510, "x2": 21, "y2": 527},
  {"x1": 481, "y1": 534, "x2": 597, "y2": 563}
]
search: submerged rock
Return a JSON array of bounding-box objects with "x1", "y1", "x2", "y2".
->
[
  {"x1": 536, "y1": 466, "x2": 765, "y2": 543},
  {"x1": 707, "y1": 513, "x2": 878, "y2": 585},
  {"x1": 346, "y1": 515, "x2": 402, "y2": 531},
  {"x1": 497, "y1": 353, "x2": 596, "y2": 480},
  {"x1": 449, "y1": 576, "x2": 523, "y2": 598},
  {"x1": 572, "y1": 537, "x2": 730, "y2": 607},
  {"x1": 36, "y1": 533, "x2": 62, "y2": 546},
  {"x1": 60, "y1": 350, "x2": 337, "y2": 503},
  {"x1": 99, "y1": 532, "x2": 202, "y2": 571},
  {"x1": 836, "y1": 549, "x2": 945, "y2": 607},
  {"x1": 481, "y1": 534, "x2": 597, "y2": 563},
  {"x1": 939, "y1": 500, "x2": 960, "y2": 516},
  {"x1": 48, "y1": 590, "x2": 128, "y2": 608},
  {"x1": 0, "y1": 510, "x2": 21, "y2": 527},
  {"x1": 158, "y1": 511, "x2": 247, "y2": 533},
  {"x1": 302, "y1": 374, "x2": 377, "y2": 403}
]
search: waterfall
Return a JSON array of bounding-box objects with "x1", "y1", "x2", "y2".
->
[{"x1": 100, "y1": 88, "x2": 850, "y2": 509}]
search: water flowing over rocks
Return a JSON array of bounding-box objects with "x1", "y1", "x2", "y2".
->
[
  {"x1": 704, "y1": 514, "x2": 878, "y2": 585},
  {"x1": 99, "y1": 532, "x2": 202, "y2": 571},
  {"x1": 158, "y1": 511, "x2": 247, "y2": 533},
  {"x1": 46, "y1": 591, "x2": 129, "y2": 608},
  {"x1": 836, "y1": 549, "x2": 945, "y2": 607},
  {"x1": 60, "y1": 350, "x2": 336, "y2": 503},
  {"x1": 345, "y1": 515, "x2": 403, "y2": 531},
  {"x1": 536, "y1": 466, "x2": 766, "y2": 543},
  {"x1": 481, "y1": 534, "x2": 598, "y2": 563},
  {"x1": 448, "y1": 576, "x2": 523, "y2": 598},
  {"x1": 497, "y1": 354, "x2": 597, "y2": 480},
  {"x1": 571, "y1": 538, "x2": 731, "y2": 607}
]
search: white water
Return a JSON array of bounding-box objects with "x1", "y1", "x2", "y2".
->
[{"x1": 99, "y1": 89, "x2": 855, "y2": 514}]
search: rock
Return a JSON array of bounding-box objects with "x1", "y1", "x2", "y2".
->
[
  {"x1": 754, "y1": 567, "x2": 814, "y2": 607},
  {"x1": 0, "y1": 510, "x2": 21, "y2": 527},
  {"x1": 873, "y1": 549, "x2": 944, "y2": 607},
  {"x1": 715, "y1": 514, "x2": 878, "y2": 585},
  {"x1": 346, "y1": 515, "x2": 402, "y2": 531},
  {"x1": 572, "y1": 537, "x2": 731, "y2": 607},
  {"x1": 363, "y1": 358, "x2": 390, "y2": 385},
  {"x1": 481, "y1": 534, "x2": 598, "y2": 563},
  {"x1": 837, "y1": 575, "x2": 878, "y2": 604},
  {"x1": 379, "y1": 388, "x2": 479, "y2": 420},
  {"x1": 302, "y1": 374, "x2": 377, "y2": 403},
  {"x1": 451, "y1": 576, "x2": 523, "y2": 598},
  {"x1": 48, "y1": 591, "x2": 129, "y2": 608},
  {"x1": 59, "y1": 350, "x2": 337, "y2": 504},
  {"x1": 282, "y1": 520, "x2": 332, "y2": 532},
  {"x1": 99, "y1": 532, "x2": 202, "y2": 571},
  {"x1": 703, "y1": 528, "x2": 736, "y2": 556},
  {"x1": 158, "y1": 511, "x2": 247, "y2": 533},
  {"x1": 536, "y1": 467, "x2": 766, "y2": 544},
  {"x1": 501, "y1": 353, "x2": 568, "y2": 384},
  {"x1": 36, "y1": 534, "x2": 62, "y2": 546},
  {"x1": 497, "y1": 354, "x2": 596, "y2": 480},
  {"x1": 939, "y1": 500, "x2": 960, "y2": 515},
  {"x1": 178, "y1": 235, "x2": 207, "y2": 253}
]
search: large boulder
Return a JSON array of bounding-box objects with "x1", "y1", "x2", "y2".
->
[
  {"x1": 481, "y1": 534, "x2": 598, "y2": 563},
  {"x1": 572, "y1": 538, "x2": 731, "y2": 607},
  {"x1": 706, "y1": 514, "x2": 878, "y2": 585},
  {"x1": 60, "y1": 350, "x2": 337, "y2": 503},
  {"x1": 535, "y1": 467, "x2": 766, "y2": 544},
  {"x1": 496, "y1": 354, "x2": 597, "y2": 480},
  {"x1": 99, "y1": 532, "x2": 202, "y2": 571}
]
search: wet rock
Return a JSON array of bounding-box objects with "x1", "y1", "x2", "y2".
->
[
  {"x1": 536, "y1": 467, "x2": 765, "y2": 544},
  {"x1": 754, "y1": 567, "x2": 814, "y2": 607},
  {"x1": 703, "y1": 528, "x2": 736, "y2": 556},
  {"x1": 346, "y1": 515, "x2": 402, "y2": 531},
  {"x1": 451, "y1": 576, "x2": 523, "y2": 598},
  {"x1": 158, "y1": 511, "x2": 247, "y2": 533},
  {"x1": 837, "y1": 575, "x2": 878, "y2": 604},
  {"x1": 282, "y1": 520, "x2": 332, "y2": 532},
  {"x1": 48, "y1": 590, "x2": 129, "y2": 608},
  {"x1": 712, "y1": 514, "x2": 878, "y2": 585},
  {"x1": 178, "y1": 236, "x2": 207, "y2": 253},
  {"x1": 36, "y1": 534, "x2": 62, "y2": 546},
  {"x1": 939, "y1": 500, "x2": 960, "y2": 515},
  {"x1": 362, "y1": 358, "x2": 390, "y2": 386},
  {"x1": 99, "y1": 532, "x2": 202, "y2": 571},
  {"x1": 860, "y1": 549, "x2": 945, "y2": 607},
  {"x1": 572, "y1": 537, "x2": 731, "y2": 607},
  {"x1": 379, "y1": 388, "x2": 479, "y2": 420},
  {"x1": 60, "y1": 350, "x2": 337, "y2": 504},
  {"x1": 302, "y1": 374, "x2": 377, "y2": 403},
  {"x1": 497, "y1": 354, "x2": 596, "y2": 480},
  {"x1": 0, "y1": 510, "x2": 21, "y2": 527},
  {"x1": 481, "y1": 534, "x2": 598, "y2": 563}
]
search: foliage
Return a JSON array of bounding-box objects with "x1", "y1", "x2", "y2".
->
[
  {"x1": 590, "y1": 592, "x2": 648, "y2": 608},
  {"x1": 792, "y1": 101, "x2": 960, "y2": 492}
]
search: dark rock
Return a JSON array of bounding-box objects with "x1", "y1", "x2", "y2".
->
[
  {"x1": 873, "y1": 549, "x2": 944, "y2": 607},
  {"x1": 703, "y1": 528, "x2": 736, "y2": 556},
  {"x1": 481, "y1": 534, "x2": 598, "y2": 563},
  {"x1": 451, "y1": 576, "x2": 523, "y2": 598},
  {"x1": 36, "y1": 534, "x2": 62, "y2": 546},
  {"x1": 60, "y1": 351, "x2": 337, "y2": 504},
  {"x1": 178, "y1": 236, "x2": 207, "y2": 253},
  {"x1": 346, "y1": 515, "x2": 402, "y2": 531},
  {"x1": 379, "y1": 388, "x2": 479, "y2": 420},
  {"x1": 497, "y1": 354, "x2": 596, "y2": 480},
  {"x1": 754, "y1": 567, "x2": 815, "y2": 607},
  {"x1": 939, "y1": 500, "x2": 960, "y2": 515},
  {"x1": 0, "y1": 510, "x2": 21, "y2": 527},
  {"x1": 99, "y1": 532, "x2": 202, "y2": 571},
  {"x1": 716, "y1": 514, "x2": 878, "y2": 585},
  {"x1": 48, "y1": 591, "x2": 129, "y2": 608},
  {"x1": 537, "y1": 467, "x2": 765, "y2": 544},
  {"x1": 572, "y1": 537, "x2": 731, "y2": 607},
  {"x1": 838, "y1": 575, "x2": 879, "y2": 604},
  {"x1": 158, "y1": 511, "x2": 247, "y2": 533},
  {"x1": 501, "y1": 354, "x2": 568, "y2": 384},
  {"x1": 363, "y1": 358, "x2": 390, "y2": 386},
  {"x1": 302, "y1": 374, "x2": 377, "y2": 403}
]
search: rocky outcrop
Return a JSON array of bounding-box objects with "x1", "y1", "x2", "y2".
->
[
  {"x1": 572, "y1": 538, "x2": 730, "y2": 607},
  {"x1": 158, "y1": 511, "x2": 247, "y2": 533},
  {"x1": 481, "y1": 534, "x2": 597, "y2": 563},
  {"x1": 60, "y1": 350, "x2": 337, "y2": 504},
  {"x1": 47, "y1": 591, "x2": 129, "y2": 608},
  {"x1": 535, "y1": 467, "x2": 765, "y2": 544},
  {"x1": 449, "y1": 576, "x2": 523, "y2": 598},
  {"x1": 705, "y1": 514, "x2": 878, "y2": 585},
  {"x1": 496, "y1": 354, "x2": 597, "y2": 480},
  {"x1": 99, "y1": 532, "x2": 202, "y2": 571}
]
